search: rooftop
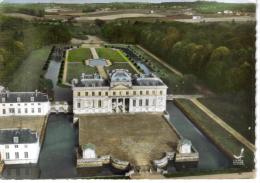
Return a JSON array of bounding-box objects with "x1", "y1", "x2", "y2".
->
[
  {"x1": 0, "y1": 129, "x2": 38, "y2": 144},
  {"x1": 78, "y1": 113, "x2": 180, "y2": 166},
  {"x1": 72, "y1": 69, "x2": 166, "y2": 88},
  {"x1": 0, "y1": 89, "x2": 48, "y2": 103}
]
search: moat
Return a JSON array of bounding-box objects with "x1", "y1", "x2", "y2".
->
[{"x1": 1, "y1": 46, "x2": 232, "y2": 179}]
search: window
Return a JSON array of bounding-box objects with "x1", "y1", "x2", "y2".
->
[
  {"x1": 153, "y1": 99, "x2": 156, "y2": 106},
  {"x1": 9, "y1": 108, "x2": 15, "y2": 113},
  {"x1": 24, "y1": 144, "x2": 28, "y2": 148},
  {"x1": 77, "y1": 102, "x2": 81, "y2": 108},
  {"x1": 98, "y1": 100, "x2": 102, "y2": 108},
  {"x1": 6, "y1": 152, "x2": 10, "y2": 160},
  {"x1": 133, "y1": 91, "x2": 136, "y2": 95},
  {"x1": 92, "y1": 92, "x2": 95, "y2": 96},
  {"x1": 5, "y1": 145, "x2": 9, "y2": 149},
  {"x1": 24, "y1": 152, "x2": 28, "y2": 159},
  {"x1": 85, "y1": 92, "x2": 88, "y2": 96},
  {"x1": 139, "y1": 100, "x2": 142, "y2": 106},
  {"x1": 99, "y1": 91, "x2": 101, "y2": 96},
  {"x1": 18, "y1": 108, "x2": 21, "y2": 114},
  {"x1": 15, "y1": 145, "x2": 18, "y2": 148},
  {"x1": 2, "y1": 109, "x2": 6, "y2": 114},
  {"x1": 113, "y1": 92, "x2": 116, "y2": 96},
  {"x1": 152, "y1": 90, "x2": 156, "y2": 95},
  {"x1": 38, "y1": 108, "x2": 41, "y2": 113},
  {"x1": 31, "y1": 108, "x2": 34, "y2": 113},
  {"x1": 146, "y1": 91, "x2": 149, "y2": 95},
  {"x1": 18, "y1": 104, "x2": 20, "y2": 106},
  {"x1": 105, "y1": 92, "x2": 108, "y2": 96},
  {"x1": 133, "y1": 100, "x2": 136, "y2": 107},
  {"x1": 140, "y1": 91, "x2": 143, "y2": 95},
  {"x1": 160, "y1": 90, "x2": 163, "y2": 95},
  {"x1": 15, "y1": 152, "x2": 19, "y2": 159},
  {"x1": 126, "y1": 91, "x2": 129, "y2": 96},
  {"x1": 77, "y1": 92, "x2": 80, "y2": 96},
  {"x1": 38, "y1": 103, "x2": 41, "y2": 105},
  {"x1": 25, "y1": 108, "x2": 28, "y2": 113},
  {"x1": 146, "y1": 99, "x2": 149, "y2": 106}
]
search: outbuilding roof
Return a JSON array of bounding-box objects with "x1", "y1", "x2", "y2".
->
[{"x1": 0, "y1": 129, "x2": 38, "y2": 144}]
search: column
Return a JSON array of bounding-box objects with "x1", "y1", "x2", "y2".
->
[
  {"x1": 116, "y1": 98, "x2": 119, "y2": 113},
  {"x1": 123, "y1": 98, "x2": 125, "y2": 113}
]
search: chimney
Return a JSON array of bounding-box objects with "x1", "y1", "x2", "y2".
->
[
  {"x1": 35, "y1": 90, "x2": 38, "y2": 97},
  {"x1": 17, "y1": 97, "x2": 21, "y2": 102},
  {"x1": 30, "y1": 96, "x2": 34, "y2": 102}
]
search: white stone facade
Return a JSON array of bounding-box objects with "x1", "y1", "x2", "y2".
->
[
  {"x1": 0, "y1": 130, "x2": 40, "y2": 165},
  {"x1": 72, "y1": 70, "x2": 167, "y2": 114},
  {"x1": 0, "y1": 88, "x2": 50, "y2": 117}
]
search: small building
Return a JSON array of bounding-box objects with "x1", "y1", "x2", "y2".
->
[
  {"x1": 177, "y1": 139, "x2": 192, "y2": 154},
  {"x1": 0, "y1": 86, "x2": 50, "y2": 117},
  {"x1": 82, "y1": 143, "x2": 96, "y2": 159},
  {"x1": 72, "y1": 69, "x2": 168, "y2": 114},
  {"x1": 192, "y1": 16, "x2": 202, "y2": 20},
  {"x1": 0, "y1": 129, "x2": 40, "y2": 165},
  {"x1": 224, "y1": 10, "x2": 233, "y2": 15}
]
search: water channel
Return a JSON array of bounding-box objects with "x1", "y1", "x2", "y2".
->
[{"x1": 2, "y1": 46, "x2": 232, "y2": 179}]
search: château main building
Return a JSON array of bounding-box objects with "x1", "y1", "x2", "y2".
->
[{"x1": 72, "y1": 69, "x2": 167, "y2": 114}]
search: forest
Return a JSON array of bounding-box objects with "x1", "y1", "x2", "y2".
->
[
  {"x1": 0, "y1": 15, "x2": 71, "y2": 85},
  {"x1": 100, "y1": 20, "x2": 255, "y2": 97}
]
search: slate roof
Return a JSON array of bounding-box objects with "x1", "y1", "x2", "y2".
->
[
  {"x1": 0, "y1": 129, "x2": 38, "y2": 144},
  {"x1": 0, "y1": 91, "x2": 48, "y2": 103}
]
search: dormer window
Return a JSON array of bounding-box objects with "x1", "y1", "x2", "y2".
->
[
  {"x1": 30, "y1": 97, "x2": 34, "y2": 102},
  {"x1": 17, "y1": 97, "x2": 21, "y2": 102},
  {"x1": 13, "y1": 136, "x2": 19, "y2": 144},
  {"x1": 1, "y1": 97, "x2": 5, "y2": 102}
]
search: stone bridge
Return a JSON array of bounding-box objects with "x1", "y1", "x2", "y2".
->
[{"x1": 50, "y1": 101, "x2": 71, "y2": 113}]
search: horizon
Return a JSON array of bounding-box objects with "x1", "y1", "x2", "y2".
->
[{"x1": 0, "y1": 0, "x2": 256, "y2": 4}]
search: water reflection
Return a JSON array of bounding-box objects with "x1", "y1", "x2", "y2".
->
[{"x1": 2, "y1": 164, "x2": 40, "y2": 179}]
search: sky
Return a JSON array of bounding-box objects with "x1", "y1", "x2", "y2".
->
[{"x1": 0, "y1": 0, "x2": 257, "y2": 4}]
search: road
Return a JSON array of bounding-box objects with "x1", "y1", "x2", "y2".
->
[
  {"x1": 167, "y1": 94, "x2": 204, "y2": 100},
  {"x1": 190, "y1": 98, "x2": 255, "y2": 152}
]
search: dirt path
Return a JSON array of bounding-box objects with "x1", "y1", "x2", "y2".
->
[
  {"x1": 136, "y1": 45, "x2": 183, "y2": 77},
  {"x1": 190, "y1": 98, "x2": 255, "y2": 152},
  {"x1": 90, "y1": 47, "x2": 99, "y2": 59}
]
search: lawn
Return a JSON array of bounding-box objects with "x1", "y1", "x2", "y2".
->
[
  {"x1": 96, "y1": 48, "x2": 126, "y2": 62},
  {"x1": 175, "y1": 99, "x2": 254, "y2": 169},
  {"x1": 67, "y1": 48, "x2": 92, "y2": 62},
  {"x1": 66, "y1": 63, "x2": 97, "y2": 83},
  {"x1": 198, "y1": 97, "x2": 255, "y2": 143},
  {"x1": 7, "y1": 46, "x2": 52, "y2": 91}
]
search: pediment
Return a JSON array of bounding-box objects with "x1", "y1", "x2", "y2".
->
[{"x1": 111, "y1": 85, "x2": 130, "y2": 90}]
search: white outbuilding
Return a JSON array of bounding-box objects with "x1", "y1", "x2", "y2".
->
[
  {"x1": 177, "y1": 139, "x2": 192, "y2": 154},
  {"x1": 82, "y1": 143, "x2": 97, "y2": 159}
]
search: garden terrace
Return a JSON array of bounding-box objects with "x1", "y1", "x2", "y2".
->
[
  {"x1": 67, "y1": 48, "x2": 92, "y2": 62},
  {"x1": 96, "y1": 48, "x2": 127, "y2": 62}
]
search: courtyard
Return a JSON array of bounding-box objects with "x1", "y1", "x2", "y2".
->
[{"x1": 78, "y1": 113, "x2": 180, "y2": 167}]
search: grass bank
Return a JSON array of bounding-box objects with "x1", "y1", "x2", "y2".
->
[
  {"x1": 67, "y1": 48, "x2": 92, "y2": 62},
  {"x1": 7, "y1": 46, "x2": 52, "y2": 91},
  {"x1": 174, "y1": 99, "x2": 254, "y2": 169},
  {"x1": 198, "y1": 97, "x2": 255, "y2": 143}
]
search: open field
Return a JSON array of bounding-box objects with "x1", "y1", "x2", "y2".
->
[
  {"x1": 67, "y1": 48, "x2": 92, "y2": 62},
  {"x1": 0, "y1": 116, "x2": 47, "y2": 143},
  {"x1": 198, "y1": 97, "x2": 255, "y2": 143},
  {"x1": 7, "y1": 47, "x2": 52, "y2": 91},
  {"x1": 96, "y1": 48, "x2": 126, "y2": 62},
  {"x1": 78, "y1": 114, "x2": 179, "y2": 166},
  {"x1": 174, "y1": 99, "x2": 254, "y2": 168},
  {"x1": 66, "y1": 63, "x2": 97, "y2": 83}
]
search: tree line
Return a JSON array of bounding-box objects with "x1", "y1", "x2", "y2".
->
[{"x1": 100, "y1": 20, "x2": 255, "y2": 96}]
